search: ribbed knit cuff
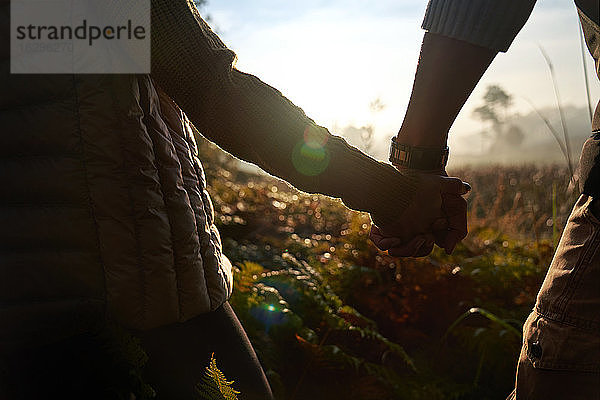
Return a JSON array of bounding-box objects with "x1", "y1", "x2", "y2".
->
[
  {"x1": 323, "y1": 135, "x2": 420, "y2": 223},
  {"x1": 422, "y1": 0, "x2": 536, "y2": 52}
]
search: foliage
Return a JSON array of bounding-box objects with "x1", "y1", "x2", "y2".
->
[
  {"x1": 195, "y1": 134, "x2": 573, "y2": 399},
  {"x1": 196, "y1": 354, "x2": 240, "y2": 400},
  {"x1": 25, "y1": 138, "x2": 566, "y2": 399},
  {"x1": 0, "y1": 323, "x2": 155, "y2": 400}
]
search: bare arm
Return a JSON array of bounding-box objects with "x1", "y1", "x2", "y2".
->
[
  {"x1": 397, "y1": 32, "x2": 497, "y2": 148},
  {"x1": 397, "y1": 0, "x2": 538, "y2": 147},
  {"x1": 379, "y1": 1, "x2": 536, "y2": 253}
]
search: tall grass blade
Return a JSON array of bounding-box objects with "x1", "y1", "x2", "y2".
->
[
  {"x1": 473, "y1": 349, "x2": 486, "y2": 387},
  {"x1": 539, "y1": 46, "x2": 574, "y2": 180},
  {"x1": 552, "y1": 182, "x2": 558, "y2": 250},
  {"x1": 524, "y1": 99, "x2": 574, "y2": 179},
  {"x1": 443, "y1": 307, "x2": 522, "y2": 342},
  {"x1": 579, "y1": 19, "x2": 594, "y2": 125}
]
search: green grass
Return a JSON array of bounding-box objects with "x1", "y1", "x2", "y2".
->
[{"x1": 196, "y1": 137, "x2": 575, "y2": 400}]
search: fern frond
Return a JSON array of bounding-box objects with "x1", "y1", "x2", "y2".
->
[{"x1": 196, "y1": 354, "x2": 240, "y2": 400}]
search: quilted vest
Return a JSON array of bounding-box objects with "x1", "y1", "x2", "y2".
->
[{"x1": 1, "y1": 28, "x2": 233, "y2": 349}]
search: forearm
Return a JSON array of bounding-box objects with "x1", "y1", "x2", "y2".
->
[
  {"x1": 398, "y1": 0, "x2": 537, "y2": 148},
  {"x1": 150, "y1": 0, "x2": 419, "y2": 220},
  {"x1": 397, "y1": 32, "x2": 497, "y2": 147},
  {"x1": 197, "y1": 69, "x2": 420, "y2": 222}
]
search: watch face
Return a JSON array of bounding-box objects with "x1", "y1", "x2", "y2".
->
[{"x1": 398, "y1": 150, "x2": 408, "y2": 162}]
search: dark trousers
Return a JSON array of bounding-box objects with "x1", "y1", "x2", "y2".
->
[
  {"x1": 139, "y1": 301, "x2": 274, "y2": 400},
  {"x1": 1, "y1": 302, "x2": 273, "y2": 400}
]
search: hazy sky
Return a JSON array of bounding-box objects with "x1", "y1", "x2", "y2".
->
[{"x1": 203, "y1": 1, "x2": 599, "y2": 157}]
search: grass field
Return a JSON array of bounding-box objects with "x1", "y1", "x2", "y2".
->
[{"x1": 196, "y1": 138, "x2": 578, "y2": 400}]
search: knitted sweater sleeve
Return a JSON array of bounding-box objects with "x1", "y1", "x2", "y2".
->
[
  {"x1": 150, "y1": 0, "x2": 419, "y2": 222},
  {"x1": 422, "y1": 0, "x2": 537, "y2": 52}
]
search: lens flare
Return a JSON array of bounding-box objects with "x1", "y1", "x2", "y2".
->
[
  {"x1": 292, "y1": 124, "x2": 330, "y2": 176},
  {"x1": 303, "y1": 124, "x2": 328, "y2": 149}
]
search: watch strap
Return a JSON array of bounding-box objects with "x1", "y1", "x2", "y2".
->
[{"x1": 389, "y1": 138, "x2": 449, "y2": 170}]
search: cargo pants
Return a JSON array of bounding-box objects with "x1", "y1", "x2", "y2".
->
[{"x1": 508, "y1": 194, "x2": 600, "y2": 399}]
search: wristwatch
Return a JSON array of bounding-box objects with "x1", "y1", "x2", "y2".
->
[{"x1": 389, "y1": 137, "x2": 449, "y2": 170}]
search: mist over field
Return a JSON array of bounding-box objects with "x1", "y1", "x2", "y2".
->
[
  {"x1": 450, "y1": 105, "x2": 593, "y2": 166},
  {"x1": 339, "y1": 104, "x2": 593, "y2": 167}
]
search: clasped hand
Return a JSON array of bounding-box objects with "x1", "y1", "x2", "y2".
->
[{"x1": 370, "y1": 172, "x2": 470, "y2": 257}]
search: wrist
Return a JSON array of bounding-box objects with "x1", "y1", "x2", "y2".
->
[
  {"x1": 389, "y1": 138, "x2": 449, "y2": 172},
  {"x1": 396, "y1": 122, "x2": 449, "y2": 148},
  {"x1": 395, "y1": 165, "x2": 447, "y2": 176}
]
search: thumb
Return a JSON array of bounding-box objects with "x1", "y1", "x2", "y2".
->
[{"x1": 440, "y1": 176, "x2": 471, "y2": 195}]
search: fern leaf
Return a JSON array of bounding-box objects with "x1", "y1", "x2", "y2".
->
[{"x1": 196, "y1": 354, "x2": 240, "y2": 400}]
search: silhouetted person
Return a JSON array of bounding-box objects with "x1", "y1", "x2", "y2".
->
[
  {"x1": 373, "y1": 1, "x2": 600, "y2": 398},
  {"x1": 0, "y1": 1, "x2": 469, "y2": 399}
]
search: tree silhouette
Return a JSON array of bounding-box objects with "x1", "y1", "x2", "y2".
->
[
  {"x1": 473, "y1": 85, "x2": 523, "y2": 150},
  {"x1": 473, "y1": 85, "x2": 513, "y2": 127}
]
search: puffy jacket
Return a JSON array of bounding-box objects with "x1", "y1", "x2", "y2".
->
[{"x1": 0, "y1": 67, "x2": 233, "y2": 350}]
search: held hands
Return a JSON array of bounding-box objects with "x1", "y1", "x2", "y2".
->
[{"x1": 369, "y1": 171, "x2": 470, "y2": 257}]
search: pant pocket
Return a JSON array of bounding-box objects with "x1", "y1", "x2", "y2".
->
[
  {"x1": 514, "y1": 312, "x2": 600, "y2": 400},
  {"x1": 523, "y1": 312, "x2": 599, "y2": 373},
  {"x1": 536, "y1": 195, "x2": 600, "y2": 330}
]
